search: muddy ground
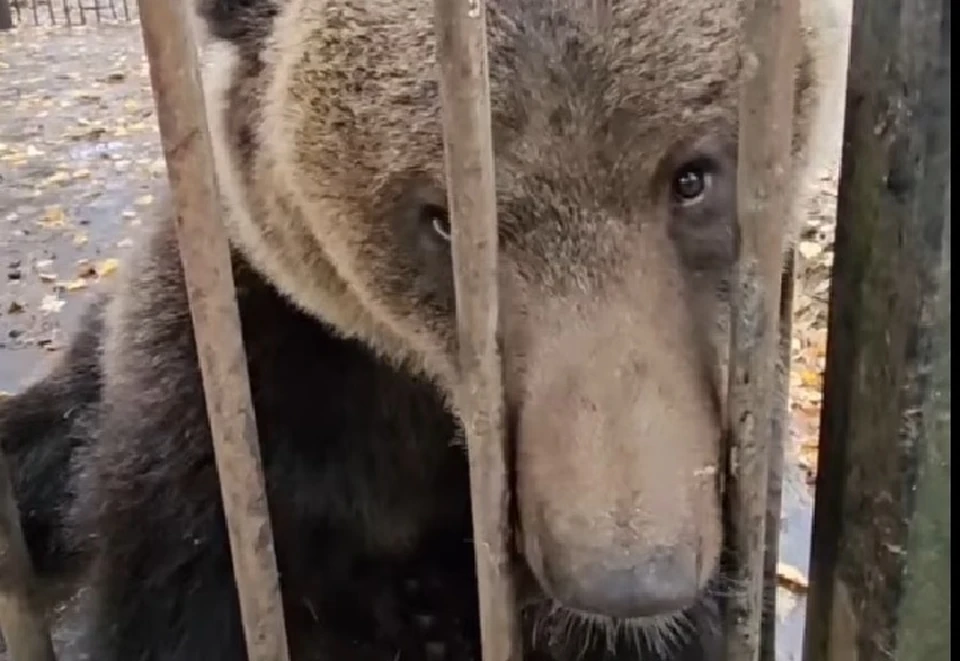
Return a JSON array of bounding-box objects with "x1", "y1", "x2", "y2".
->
[{"x1": 0, "y1": 9, "x2": 850, "y2": 660}]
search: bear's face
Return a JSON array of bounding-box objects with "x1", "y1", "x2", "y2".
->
[{"x1": 209, "y1": 0, "x2": 783, "y2": 627}]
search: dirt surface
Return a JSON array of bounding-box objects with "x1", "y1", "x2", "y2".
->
[
  {"x1": 0, "y1": 23, "x2": 162, "y2": 394},
  {"x1": 0, "y1": 10, "x2": 850, "y2": 660}
]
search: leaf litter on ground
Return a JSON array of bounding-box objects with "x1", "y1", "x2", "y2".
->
[{"x1": 1, "y1": 23, "x2": 161, "y2": 357}]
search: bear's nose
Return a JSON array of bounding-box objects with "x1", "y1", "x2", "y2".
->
[{"x1": 546, "y1": 546, "x2": 700, "y2": 618}]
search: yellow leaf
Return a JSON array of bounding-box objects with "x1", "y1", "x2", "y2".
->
[
  {"x1": 57, "y1": 279, "x2": 89, "y2": 292},
  {"x1": 798, "y1": 446, "x2": 819, "y2": 470},
  {"x1": 95, "y1": 258, "x2": 120, "y2": 278},
  {"x1": 39, "y1": 206, "x2": 67, "y2": 228},
  {"x1": 799, "y1": 369, "x2": 821, "y2": 389},
  {"x1": 42, "y1": 171, "x2": 71, "y2": 185}
]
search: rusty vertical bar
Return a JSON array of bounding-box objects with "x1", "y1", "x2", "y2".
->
[
  {"x1": 432, "y1": 1, "x2": 523, "y2": 661},
  {"x1": 135, "y1": 1, "x2": 291, "y2": 660},
  {"x1": 724, "y1": 1, "x2": 800, "y2": 660}
]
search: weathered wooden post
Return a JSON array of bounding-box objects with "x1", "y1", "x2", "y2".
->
[
  {"x1": 0, "y1": 448, "x2": 56, "y2": 661},
  {"x1": 135, "y1": 1, "x2": 291, "y2": 660},
  {"x1": 803, "y1": 1, "x2": 951, "y2": 659},
  {"x1": 432, "y1": 1, "x2": 524, "y2": 660},
  {"x1": 724, "y1": 1, "x2": 801, "y2": 660}
]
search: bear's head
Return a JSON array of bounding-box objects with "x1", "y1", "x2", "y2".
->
[{"x1": 197, "y1": 0, "x2": 823, "y2": 635}]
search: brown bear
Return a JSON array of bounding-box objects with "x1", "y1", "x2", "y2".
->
[{"x1": 1, "y1": 0, "x2": 840, "y2": 659}]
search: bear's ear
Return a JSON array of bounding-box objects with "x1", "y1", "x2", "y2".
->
[{"x1": 194, "y1": 0, "x2": 278, "y2": 44}]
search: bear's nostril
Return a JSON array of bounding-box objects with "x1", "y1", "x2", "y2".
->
[{"x1": 546, "y1": 547, "x2": 700, "y2": 619}]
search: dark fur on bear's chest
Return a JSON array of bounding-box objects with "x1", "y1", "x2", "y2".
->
[
  {"x1": 227, "y1": 260, "x2": 484, "y2": 660},
  {"x1": 60, "y1": 218, "x2": 481, "y2": 660}
]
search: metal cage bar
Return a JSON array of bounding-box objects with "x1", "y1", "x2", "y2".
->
[
  {"x1": 724, "y1": 1, "x2": 801, "y2": 659},
  {"x1": 134, "y1": 1, "x2": 291, "y2": 660},
  {"x1": 432, "y1": 1, "x2": 523, "y2": 660}
]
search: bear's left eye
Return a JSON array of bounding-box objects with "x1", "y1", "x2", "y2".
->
[{"x1": 421, "y1": 204, "x2": 451, "y2": 242}]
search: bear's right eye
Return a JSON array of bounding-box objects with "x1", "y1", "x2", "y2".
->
[
  {"x1": 421, "y1": 204, "x2": 451, "y2": 242},
  {"x1": 671, "y1": 164, "x2": 711, "y2": 205}
]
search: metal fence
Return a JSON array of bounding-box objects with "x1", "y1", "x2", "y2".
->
[{"x1": 1, "y1": 0, "x2": 138, "y2": 28}]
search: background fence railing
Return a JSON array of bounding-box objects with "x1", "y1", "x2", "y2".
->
[{"x1": 0, "y1": 0, "x2": 138, "y2": 29}]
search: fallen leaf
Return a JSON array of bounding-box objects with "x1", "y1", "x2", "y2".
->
[
  {"x1": 39, "y1": 205, "x2": 68, "y2": 227},
  {"x1": 95, "y1": 258, "x2": 120, "y2": 277},
  {"x1": 776, "y1": 562, "x2": 809, "y2": 593},
  {"x1": 40, "y1": 294, "x2": 65, "y2": 314},
  {"x1": 799, "y1": 369, "x2": 822, "y2": 389},
  {"x1": 56, "y1": 278, "x2": 89, "y2": 292},
  {"x1": 42, "y1": 171, "x2": 71, "y2": 185}
]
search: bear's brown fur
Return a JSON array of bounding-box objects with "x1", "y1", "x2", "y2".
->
[{"x1": 1, "y1": 1, "x2": 842, "y2": 658}]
